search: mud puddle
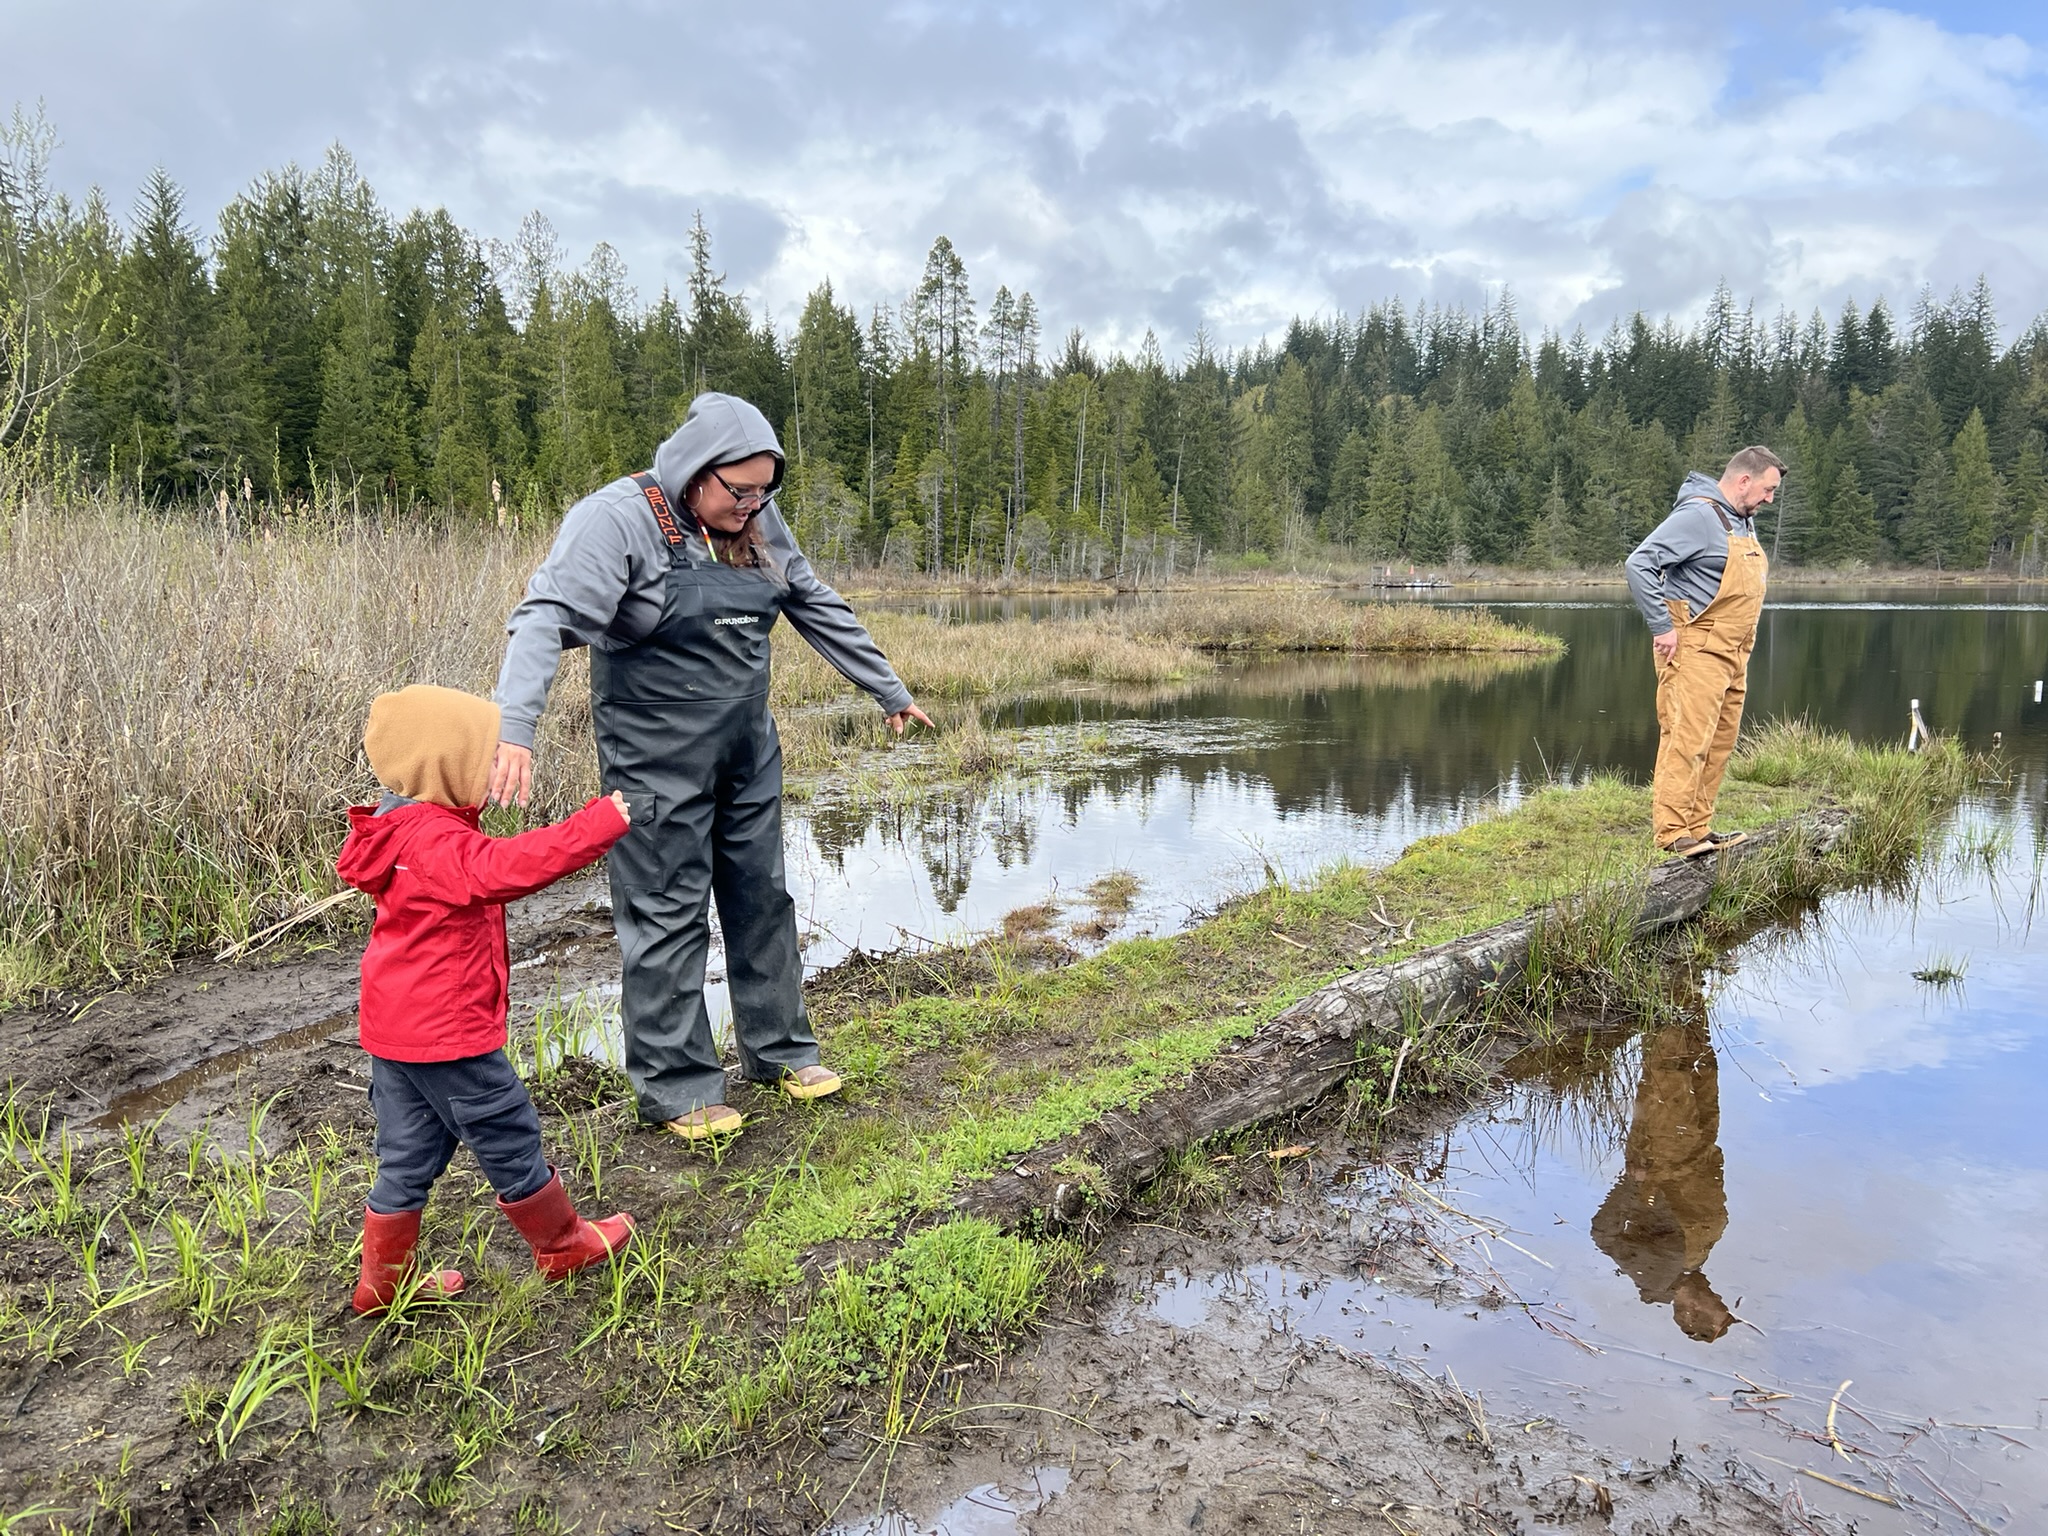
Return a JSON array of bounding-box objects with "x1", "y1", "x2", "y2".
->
[
  {"x1": 812, "y1": 1200, "x2": 1797, "y2": 1536},
  {"x1": 824, "y1": 1467, "x2": 1071, "y2": 1535},
  {"x1": 5, "y1": 884, "x2": 623, "y2": 1130},
  {"x1": 1110, "y1": 803, "x2": 2047, "y2": 1535},
  {"x1": 84, "y1": 1007, "x2": 358, "y2": 1129}
]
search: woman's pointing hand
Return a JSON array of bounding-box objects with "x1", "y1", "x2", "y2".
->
[{"x1": 489, "y1": 742, "x2": 533, "y2": 807}]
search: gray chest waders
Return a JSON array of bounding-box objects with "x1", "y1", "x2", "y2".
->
[{"x1": 591, "y1": 473, "x2": 818, "y2": 1122}]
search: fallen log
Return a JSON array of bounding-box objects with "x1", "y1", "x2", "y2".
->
[{"x1": 956, "y1": 808, "x2": 1851, "y2": 1231}]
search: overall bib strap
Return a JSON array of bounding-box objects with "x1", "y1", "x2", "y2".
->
[
  {"x1": 594, "y1": 475, "x2": 782, "y2": 708},
  {"x1": 630, "y1": 472, "x2": 690, "y2": 551},
  {"x1": 1683, "y1": 496, "x2": 1762, "y2": 629},
  {"x1": 1685, "y1": 494, "x2": 1735, "y2": 534}
]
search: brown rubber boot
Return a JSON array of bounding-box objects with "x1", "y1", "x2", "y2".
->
[
  {"x1": 352, "y1": 1207, "x2": 465, "y2": 1316},
  {"x1": 496, "y1": 1168, "x2": 635, "y2": 1281}
]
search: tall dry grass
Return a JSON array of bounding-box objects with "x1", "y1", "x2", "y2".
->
[
  {"x1": 0, "y1": 502, "x2": 603, "y2": 996},
  {"x1": 770, "y1": 610, "x2": 1202, "y2": 709},
  {"x1": 1, "y1": 504, "x2": 1561, "y2": 998},
  {"x1": 0, "y1": 508, "x2": 1200, "y2": 996}
]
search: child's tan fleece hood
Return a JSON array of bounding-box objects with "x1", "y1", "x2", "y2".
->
[{"x1": 363, "y1": 685, "x2": 500, "y2": 809}]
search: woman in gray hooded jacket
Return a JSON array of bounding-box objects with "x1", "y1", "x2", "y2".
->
[{"x1": 487, "y1": 392, "x2": 931, "y2": 1140}]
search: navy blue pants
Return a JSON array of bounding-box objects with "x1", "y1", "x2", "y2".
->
[{"x1": 366, "y1": 1051, "x2": 551, "y2": 1214}]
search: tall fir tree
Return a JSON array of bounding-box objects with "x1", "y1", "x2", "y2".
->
[
  {"x1": 102, "y1": 169, "x2": 226, "y2": 493},
  {"x1": 1945, "y1": 408, "x2": 2002, "y2": 569}
]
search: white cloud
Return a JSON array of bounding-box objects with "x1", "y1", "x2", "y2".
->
[{"x1": 10, "y1": 1, "x2": 2047, "y2": 352}]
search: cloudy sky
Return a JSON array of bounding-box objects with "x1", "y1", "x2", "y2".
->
[{"x1": 9, "y1": 1, "x2": 2047, "y2": 354}]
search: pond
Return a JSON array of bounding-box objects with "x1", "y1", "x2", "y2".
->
[
  {"x1": 1134, "y1": 803, "x2": 2044, "y2": 1534},
  {"x1": 537, "y1": 587, "x2": 2043, "y2": 1532},
  {"x1": 776, "y1": 587, "x2": 2047, "y2": 968},
  {"x1": 784, "y1": 584, "x2": 2047, "y2": 1535}
]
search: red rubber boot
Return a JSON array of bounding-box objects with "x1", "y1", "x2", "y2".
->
[
  {"x1": 496, "y1": 1168, "x2": 635, "y2": 1280},
  {"x1": 352, "y1": 1207, "x2": 465, "y2": 1316}
]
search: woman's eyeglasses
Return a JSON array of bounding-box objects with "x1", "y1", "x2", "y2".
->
[{"x1": 710, "y1": 468, "x2": 773, "y2": 511}]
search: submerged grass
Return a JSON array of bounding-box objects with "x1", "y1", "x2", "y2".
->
[{"x1": 0, "y1": 723, "x2": 1976, "y2": 1529}]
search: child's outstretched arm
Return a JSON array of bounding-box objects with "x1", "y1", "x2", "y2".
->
[{"x1": 421, "y1": 794, "x2": 631, "y2": 905}]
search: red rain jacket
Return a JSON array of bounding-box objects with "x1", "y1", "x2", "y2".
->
[{"x1": 336, "y1": 797, "x2": 629, "y2": 1062}]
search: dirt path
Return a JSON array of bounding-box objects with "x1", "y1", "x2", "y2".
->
[{"x1": 0, "y1": 874, "x2": 621, "y2": 1132}]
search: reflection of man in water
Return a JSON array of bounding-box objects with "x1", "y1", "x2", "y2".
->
[{"x1": 1590, "y1": 1022, "x2": 1736, "y2": 1342}]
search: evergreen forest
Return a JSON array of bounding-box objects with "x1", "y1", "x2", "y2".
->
[{"x1": 6, "y1": 113, "x2": 2047, "y2": 577}]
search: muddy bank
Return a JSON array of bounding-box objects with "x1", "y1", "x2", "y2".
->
[
  {"x1": 0, "y1": 873, "x2": 617, "y2": 1128},
  {"x1": 826, "y1": 1184, "x2": 1799, "y2": 1536},
  {"x1": 0, "y1": 1047, "x2": 1804, "y2": 1536},
  {"x1": 1, "y1": 736, "x2": 1967, "y2": 1535}
]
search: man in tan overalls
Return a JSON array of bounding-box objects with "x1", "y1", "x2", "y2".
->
[{"x1": 1624, "y1": 447, "x2": 1785, "y2": 857}]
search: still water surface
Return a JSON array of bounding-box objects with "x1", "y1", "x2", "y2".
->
[
  {"x1": 1140, "y1": 806, "x2": 2044, "y2": 1533},
  {"x1": 780, "y1": 589, "x2": 2047, "y2": 967},
  {"x1": 778, "y1": 587, "x2": 2047, "y2": 1533}
]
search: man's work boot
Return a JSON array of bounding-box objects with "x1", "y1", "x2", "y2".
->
[
  {"x1": 497, "y1": 1168, "x2": 635, "y2": 1281},
  {"x1": 352, "y1": 1206, "x2": 465, "y2": 1316},
  {"x1": 1662, "y1": 837, "x2": 1716, "y2": 859},
  {"x1": 1702, "y1": 830, "x2": 1747, "y2": 849}
]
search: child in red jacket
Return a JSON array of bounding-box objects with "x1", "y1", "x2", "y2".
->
[{"x1": 337, "y1": 683, "x2": 635, "y2": 1316}]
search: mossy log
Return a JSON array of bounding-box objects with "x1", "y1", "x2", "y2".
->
[{"x1": 957, "y1": 808, "x2": 1852, "y2": 1231}]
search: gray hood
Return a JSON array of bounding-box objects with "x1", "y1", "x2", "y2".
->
[
  {"x1": 1675, "y1": 470, "x2": 1751, "y2": 532},
  {"x1": 653, "y1": 392, "x2": 786, "y2": 508}
]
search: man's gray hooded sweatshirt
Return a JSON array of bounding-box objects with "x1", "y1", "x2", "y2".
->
[
  {"x1": 493, "y1": 392, "x2": 913, "y2": 748},
  {"x1": 1623, "y1": 472, "x2": 1761, "y2": 637}
]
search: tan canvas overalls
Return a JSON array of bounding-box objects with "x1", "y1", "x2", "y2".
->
[{"x1": 1651, "y1": 500, "x2": 1767, "y2": 848}]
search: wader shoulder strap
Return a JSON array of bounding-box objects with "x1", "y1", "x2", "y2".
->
[{"x1": 630, "y1": 472, "x2": 690, "y2": 548}]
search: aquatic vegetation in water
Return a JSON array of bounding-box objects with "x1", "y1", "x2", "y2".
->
[
  {"x1": 1117, "y1": 590, "x2": 1565, "y2": 655},
  {"x1": 1911, "y1": 951, "x2": 1969, "y2": 986}
]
